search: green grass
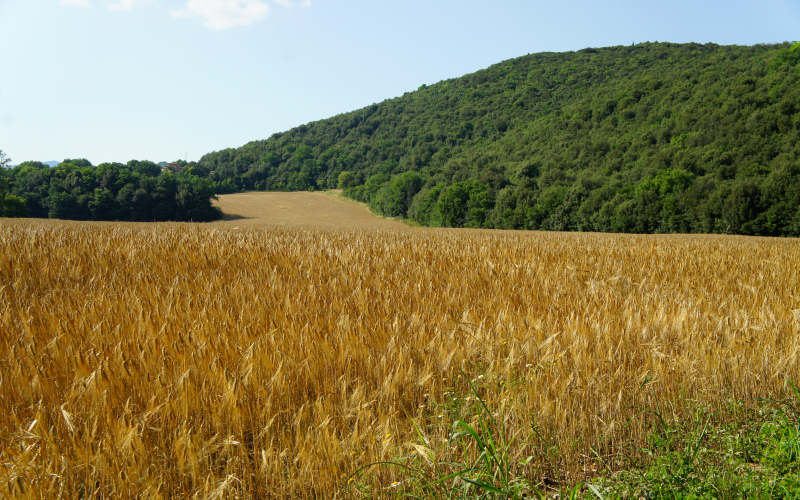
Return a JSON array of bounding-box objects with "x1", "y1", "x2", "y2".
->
[
  {"x1": 597, "y1": 384, "x2": 800, "y2": 499},
  {"x1": 346, "y1": 381, "x2": 800, "y2": 499}
]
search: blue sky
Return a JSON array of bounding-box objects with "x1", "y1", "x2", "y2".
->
[{"x1": 2, "y1": 1, "x2": 798, "y2": 165}]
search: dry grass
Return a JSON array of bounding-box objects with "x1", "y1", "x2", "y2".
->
[
  {"x1": 211, "y1": 191, "x2": 410, "y2": 230},
  {"x1": 1, "y1": 216, "x2": 799, "y2": 497}
]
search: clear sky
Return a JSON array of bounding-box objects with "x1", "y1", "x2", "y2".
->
[{"x1": 2, "y1": 1, "x2": 798, "y2": 165}]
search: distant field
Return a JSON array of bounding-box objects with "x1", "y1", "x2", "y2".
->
[
  {"x1": 1, "y1": 213, "x2": 800, "y2": 497},
  {"x1": 212, "y1": 191, "x2": 410, "y2": 230}
]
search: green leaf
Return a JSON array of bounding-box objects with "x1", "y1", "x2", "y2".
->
[
  {"x1": 587, "y1": 483, "x2": 606, "y2": 500},
  {"x1": 461, "y1": 476, "x2": 511, "y2": 495}
]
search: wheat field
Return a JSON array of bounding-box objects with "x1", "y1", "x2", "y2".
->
[
  {"x1": 1, "y1": 199, "x2": 799, "y2": 497},
  {"x1": 211, "y1": 191, "x2": 409, "y2": 231}
]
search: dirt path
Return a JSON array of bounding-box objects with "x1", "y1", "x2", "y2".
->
[{"x1": 211, "y1": 191, "x2": 410, "y2": 230}]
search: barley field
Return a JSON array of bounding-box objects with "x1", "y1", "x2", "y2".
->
[{"x1": 1, "y1": 193, "x2": 799, "y2": 498}]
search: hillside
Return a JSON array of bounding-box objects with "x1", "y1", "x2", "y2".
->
[{"x1": 198, "y1": 42, "x2": 800, "y2": 236}]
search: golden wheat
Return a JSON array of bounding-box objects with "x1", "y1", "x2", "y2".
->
[{"x1": 0, "y1": 219, "x2": 798, "y2": 497}]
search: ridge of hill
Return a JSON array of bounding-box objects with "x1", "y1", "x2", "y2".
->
[{"x1": 198, "y1": 42, "x2": 800, "y2": 236}]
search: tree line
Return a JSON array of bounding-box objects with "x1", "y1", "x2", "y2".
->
[
  {"x1": 0, "y1": 153, "x2": 220, "y2": 222},
  {"x1": 197, "y1": 42, "x2": 800, "y2": 236}
]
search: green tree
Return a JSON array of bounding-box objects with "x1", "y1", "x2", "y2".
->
[
  {"x1": 337, "y1": 170, "x2": 358, "y2": 189},
  {"x1": 723, "y1": 180, "x2": 762, "y2": 234},
  {"x1": 438, "y1": 181, "x2": 492, "y2": 227},
  {"x1": 772, "y1": 42, "x2": 800, "y2": 68},
  {"x1": 375, "y1": 171, "x2": 426, "y2": 217},
  {"x1": 0, "y1": 151, "x2": 28, "y2": 217},
  {"x1": 2, "y1": 194, "x2": 27, "y2": 217},
  {"x1": 48, "y1": 192, "x2": 79, "y2": 219},
  {"x1": 409, "y1": 185, "x2": 443, "y2": 226},
  {"x1": 0, "y1": 155, "x2": 218, "y2": 222},
  {"x1": 116, "y1": 184, "x2": 137, "y2": 219},
  {"x1": 361, "y1": 173, "x2": 390, "y2": 204},
  {"x1": 438, "y1": 182, "x2": 471, "y2": 227},
  {"x1": 90, "y1": 188, "x2": 119, "y2": 220}
]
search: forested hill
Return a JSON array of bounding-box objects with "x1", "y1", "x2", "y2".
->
[{"x1": 199, "y1": 42, "x2": 800, "y2": 236}]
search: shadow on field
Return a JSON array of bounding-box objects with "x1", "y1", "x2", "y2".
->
[{"x1": 219, "y1": 213, "x2": 250, "y2": 221}]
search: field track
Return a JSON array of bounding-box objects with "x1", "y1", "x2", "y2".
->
[{"x1": 211, "y1": 191, "x2": 410, "y2": 230}]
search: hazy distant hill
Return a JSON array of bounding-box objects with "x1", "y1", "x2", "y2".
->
[
  {"x1": 198, "y1": 42, "x2": 800, "y2": 236},
  {"x1": 9, "y1": 161, "x2": 59, "y2": 168}
]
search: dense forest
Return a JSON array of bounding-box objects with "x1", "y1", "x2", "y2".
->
[
  {"x1": 0, "y1": 152, "x2": 220, "y2": 222},
  {"x1": 199, "y1": 42, "x2": 800, "y2": 236}
]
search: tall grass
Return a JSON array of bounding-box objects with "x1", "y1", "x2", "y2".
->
[{"x1": 0, "y1": 220, "x2": 799, "y2": 497}]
